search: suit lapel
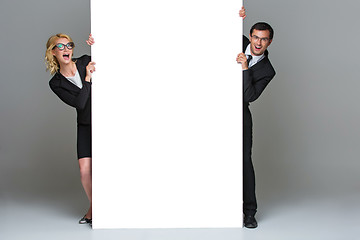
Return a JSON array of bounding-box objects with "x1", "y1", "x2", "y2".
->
[
  {"x1": 56, "y1": 57, "x2": 87, "y2": 91},
  {"x1": 57, "y1": 72, "x2": 81, "y2": 92},
  {"x1": 76, "y1": 60, "x2": 86, "y2": 85},
  {"x1": 249, "y1": 56, "x2": 268, "y2": 72}
]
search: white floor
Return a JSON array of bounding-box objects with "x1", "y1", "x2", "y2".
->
[{"x1": 1, "y1": 190, "x2": 359, "y2": 240}]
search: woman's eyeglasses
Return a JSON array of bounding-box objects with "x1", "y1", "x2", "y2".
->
[{"x1": 53, "y1": 42, "x2": 75, "y2": 50}]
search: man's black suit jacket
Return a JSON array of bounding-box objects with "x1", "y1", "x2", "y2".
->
[
  {"x1": 49, "y1": 55, "x2": 92, "y2": 125},
  {"x1": 243, "y1": 36, "x2": 275, "y2": 112}
]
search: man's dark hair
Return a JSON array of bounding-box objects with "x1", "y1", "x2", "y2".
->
[{"x1": 250, "y1": 22, "x2": 274, "y2": 40}]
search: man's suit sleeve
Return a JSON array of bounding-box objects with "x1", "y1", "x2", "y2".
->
[
  {"x1": 243, "y1": 66, "x2": 275, "y2": 103},
  {"x1": 49, "y1": 80, "x2": 91, "y2": 110}
]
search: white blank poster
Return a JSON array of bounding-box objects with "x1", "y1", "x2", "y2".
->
[{"x1": 91, "y1": 0, "x2": 243, "y2": 229}]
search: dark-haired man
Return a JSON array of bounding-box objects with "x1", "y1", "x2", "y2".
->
[{"x1": 236, "y1": 8, "x2": 276, "y2": 229}]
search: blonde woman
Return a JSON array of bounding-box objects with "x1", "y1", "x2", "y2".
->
[{"x1": 45, "y1": 33, "x2": 95, "y2": 225}]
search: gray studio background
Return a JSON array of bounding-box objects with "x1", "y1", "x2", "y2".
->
[{"x1": 1, "y1": 0, "x2": 359, "y2": 239}]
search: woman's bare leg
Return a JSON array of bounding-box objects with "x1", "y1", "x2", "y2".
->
[{"x1": 79, "y1": 157, "x2": 92, "y2": 218}]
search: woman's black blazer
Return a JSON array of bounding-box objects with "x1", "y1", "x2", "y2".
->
[{"x1": 49, "y1": 55, "x2": 92, "y2": 125}]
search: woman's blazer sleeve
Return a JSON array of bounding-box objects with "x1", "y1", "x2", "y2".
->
[{"x1": 49, "y1": 77, "x2": 91, "y2": 110}]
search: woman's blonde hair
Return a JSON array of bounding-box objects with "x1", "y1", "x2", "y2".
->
[{"x1": 45, "y1": 33, "x2": 75, "y2": 75}]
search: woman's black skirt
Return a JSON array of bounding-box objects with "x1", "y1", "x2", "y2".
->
[{"x1": 77, "y1": 124, "x2": 92, "y2": 159}]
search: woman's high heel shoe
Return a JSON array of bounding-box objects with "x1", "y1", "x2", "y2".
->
[{"x1": 79, "y1": 215, "x2": 92, "y2": 224}]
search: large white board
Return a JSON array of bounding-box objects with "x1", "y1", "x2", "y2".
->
[{"x1": 91, "y1": 0, "x2": 243, "y2": 229}]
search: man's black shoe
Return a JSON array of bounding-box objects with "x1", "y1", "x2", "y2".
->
[{"x1": 244, "y1": 215, "x2": 258, "y2": 228}]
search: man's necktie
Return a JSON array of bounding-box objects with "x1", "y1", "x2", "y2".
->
[{"x1": 247, "y1": 55, "x2": 252, "y2": 67}]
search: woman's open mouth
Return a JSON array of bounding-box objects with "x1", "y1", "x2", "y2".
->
[{"x1": 63, "y1": 54, "x2": 70, "y2": 60}]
